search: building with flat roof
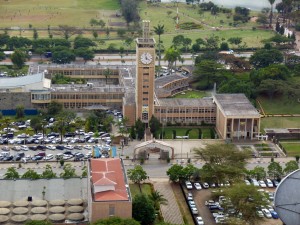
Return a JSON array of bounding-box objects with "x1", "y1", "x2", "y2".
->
[
  {"x1": 213, "y1": 94, "x2": 260, "y2": 140},
  {"x1": 88, "y1": 158, "x2": 132, "y2": 222}
]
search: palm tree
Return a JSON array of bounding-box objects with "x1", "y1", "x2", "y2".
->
[
  {"x1": 149, "y1": 190, "x2": 168, "y2": 210},
  {"x1": 268, "y1": 0, "x2": 276, "y2": 28},
  {"x1": 163, "y1": 47, "x2": 183, "y2": 74},
  {"x1": 154, "y1": 24, "x2": 165, "y2": 67}
]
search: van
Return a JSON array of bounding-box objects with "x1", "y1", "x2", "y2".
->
[{"x1": 35, "y1": 152, "x2": 46, "y2": 157}]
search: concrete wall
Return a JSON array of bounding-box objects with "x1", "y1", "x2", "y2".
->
[
  {"x1": 0, "y1": 92, "x2": 33, "y2": 110},
  {"x1": 90, "y1": 201, "x2": 132, "y2": 222}
]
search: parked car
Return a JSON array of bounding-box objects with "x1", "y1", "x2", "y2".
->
[
  {"x1": 266, "y1": 179, "x2": 274, "y2": 188},
  {"x1": 185, "y1": 181, "x2": 193, "y2": 190},
  {"x1": 262, "y1": 208, "x2": 272, "y2": 219},
  {"x1": 196, "y1": 216, "x2": 204, "y2": 225},
  {"x1": 258, "y1": 180, "x2": 267, "y2": 188},
  {"x1": 194, "y1": 182, "x2": 202, "y2": 190}
]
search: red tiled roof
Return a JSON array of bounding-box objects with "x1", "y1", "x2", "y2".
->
[{"x1": 90, "y1": 158, "x2": 129, "y2": 201}]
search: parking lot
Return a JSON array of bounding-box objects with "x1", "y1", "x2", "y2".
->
[{"x1": 183, "y1": 181, "x2": 283, "y2": 225}]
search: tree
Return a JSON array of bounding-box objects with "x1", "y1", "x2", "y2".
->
[
  {"x1": 223, "y1": 183, "x2": 268, "y2": 225},
  {"x1": 194, "y1": 143, "x2": 250, "y2": 183},
  {"x1": 268, "y1": 161, "x2": 283, "y2": 179},
  {"x1": 149, "y1": 116, "x2": 161, "y2": 137},
  {"x1": 4, "y1": 167, "x2": 19, "y2": 179},
  {"x1": 135, "y1": 118, "x2": 145, "y2": 140},
  {"x1": 52, "y1": 49, "x2": 76, "y2": 64},
  {"x1": 127, "y1": 165, "x2": 148, "y2": 185},
  {"x1": 163, "y1": 47, "x2": 183, "y2": 74},
  {"x1": 60, "y1": 163, "x2": 77, "y2": 179},
  {"x1": 121, "y1": 0, "x2": 139, "y2": 25},
  {"x1": 91, "y1": 217, "x2": 140, "y2": 225},
  {"x1": 193, "y1": 60, "x2": 222, "y2": 89},
  {"x1": 247, "y1": 166, "x2": 266, "y2": 180},
  {"x1": 47, "y1": 101, "x2": 63, "y2": 116},
  {"x1": 16, "y1": 105, "x2": 24, "y2": 119},
  {"x1": 42, "y1": 165, "x2": 57, "y2": 179},
  {"x1": 268, "y1": 0, "x2": 276, "y2": 27},
  {"x1": 149, "y1": 190, "x2": 168, "y2": 210},
  {"x1": 154, "y1": 24, "x2": 165, "y2": 67},
  {"x1": 22, "y1": 169, "x2": 40, "y2": 180},
  {"x1": 33, "y1": 28, "x2": 38, "y2": 40},
  {"x1": 74, "y1": 36, "x2": 96, "y2": 49},
  {"x1": 11, "y1": 49, "x2": 26, "y2": 69},
  {"x1": 249, "y1": 49, "x2": 284, "y2": 68},
  {"x1": 228, "y1": 37, "x2": 242, "y2": 48},
  {"x1": 132, "y1": 194, "x2": 156, "y2": 225},
  {"x1": 56, "y1": 25, "x2": 82, "y2": 39},
  {"x1": 166, "y1": 164, "x2": 184, "y2": 182},
  {"x1": 284, "y1": 160, "x2": 299, "y2": 175},
  {"x1": 75, "y1": 48, "x2": 95, "y2": 63}
]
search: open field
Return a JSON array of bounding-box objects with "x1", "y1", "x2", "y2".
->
[
  {"x1": 280, "y1": 142, "x2": 300, "y2": 157},
  {"x1": 171, "y1": 90, "x2": 209, "y2": 99},
  {"x1": 260, "y1": 117, "x2": 300, "y2": 132},
  {"x1": 258, "y1": 96, "x2": 300, "y2": 115},
  {"x1": 0, "y1": 0, "x2": 120, "y2": 27}
]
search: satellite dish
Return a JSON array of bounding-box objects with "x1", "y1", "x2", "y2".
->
[{"x1": 274, "y1": 169, "x2": 300, "y2": 225}]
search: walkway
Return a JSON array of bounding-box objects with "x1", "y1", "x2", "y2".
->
[{"x1": 152, "y1": 179, "x2": 184, "y2": 225}]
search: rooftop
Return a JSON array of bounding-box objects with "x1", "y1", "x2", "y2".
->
[
  {"x1": 156, "y1": 98, "x2": 214, "y2": 107},
  {"x1": 213, "y1": 94, "x2": 260, "y2": 117},
  {"x1": 0, "y1": 73, "x2": 45, "y2": 89},
  {"x1": 155, "y1": 74, "x2": 188, "y2": 88},
  {"x1": 90, "y1": 158, "x2": 130, "y2": 202}
]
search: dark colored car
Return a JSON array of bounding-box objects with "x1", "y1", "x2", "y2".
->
[
  {"x1": 32, "y1": 155, "x2": 43, "y2": 161},
  {"x1": 56, "y1": 145, "x2": 64, "y2": 150}
]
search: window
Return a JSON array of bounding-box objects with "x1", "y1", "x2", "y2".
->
[{"x1": 109, "y1": 205, "x2": 115, "y2": 216}]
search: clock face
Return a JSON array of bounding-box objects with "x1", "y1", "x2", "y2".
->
[{"x1": 140, "y1": 52, "x2": 153, "y2": 64}]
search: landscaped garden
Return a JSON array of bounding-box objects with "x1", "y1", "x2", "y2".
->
[
  {"x1": 280, "y1": 141, "x2": 300, "y2": 157},
  {"x1": 156, "y1": 127, "x2": 215, "y2": 139},
  {"x1": 171, "y1": 90, "x2": 209, "y2": 99}
]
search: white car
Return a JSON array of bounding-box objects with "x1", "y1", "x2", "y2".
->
[
  {"x1": 202, "y1": 182, "x2": 209, "y2": 189},
  {"x1": 245, "y1": 179, "x2": 251, "y2": 185},
  {"x1": 185, "y1": 181, "x2": 193, "y2": 190},
  {"x1": 258, "y1": 180, "x2": 267, "y2": 188},
  {"x1": 194, "y1": 182, "x2": 202, "y2": 190},
  {"x1": 191, "y1": 207, "x2": 198, "y2": 215},
  {"x1": 187, "y1": 193, "x2": 193, "y2": 201},
  {"x1": 196, "y1": 216, "x2": 204, "y2": 225},
  {"x1": 44, "y1": 154, "x2": 54, "y2": 160},
  {"x1": 266, "y1": 179, "x2": 274, "y2": 188},
  {"x1": 262, "y1": 208, "x2": 272, "y2": 218}
]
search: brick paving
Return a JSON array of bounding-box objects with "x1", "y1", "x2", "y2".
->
[{"x1": 153, "y1": 179, "x2": 184, "y2": 225}]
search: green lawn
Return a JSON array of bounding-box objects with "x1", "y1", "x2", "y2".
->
[
  {"x1": 172, "y1": 90, "x2": 210, "y2": 99},
  {"x1": 158, "y1": 127, "x2": 213, "y2": 139},
  {"x1": 129, "y1": 183, "x2": 152, "y2": 198},
  {"x1": 258, "y1": 96, "x2": 300, "y2": 115},
  {"x1": 280, "y1": 142, "x2": 300, "y2": 157},
  {"x1": 0, "y1": 0, "x2": 120, "y2": 27},
  {"x1": 260, "y1": 117, "x2": 300, "y2": 132}
]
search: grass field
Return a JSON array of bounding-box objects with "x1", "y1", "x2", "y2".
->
[
  {"x1": 280, "y1": 142, "x2": 300, "y2": 157},
  {"x1": 158, "y1": 127, "x2": 213, "y2": 139},
  {"x1": 260, "y1": 117, "x2": 300, "y2": 132},
  {"x1": 0, "y1": 0, "x2": 120, "y2": 27},
  {"x1": 172, "y1": 90, "x2": 210, "y2": 98},
  {"x1": 258, "y1": 96, "x2": 300, "y2": 115},
  {"x1": 129, "y1": 183, "x2": 152, "y2": 198}
]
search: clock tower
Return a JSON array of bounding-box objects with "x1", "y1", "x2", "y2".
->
[{"x1": 135, "y1": 20, "x2": 156, "y2": 124}]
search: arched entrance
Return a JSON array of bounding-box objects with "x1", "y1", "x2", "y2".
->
[{"x1": 133, "y1": 139, "x2": 174, "y2": 160}]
